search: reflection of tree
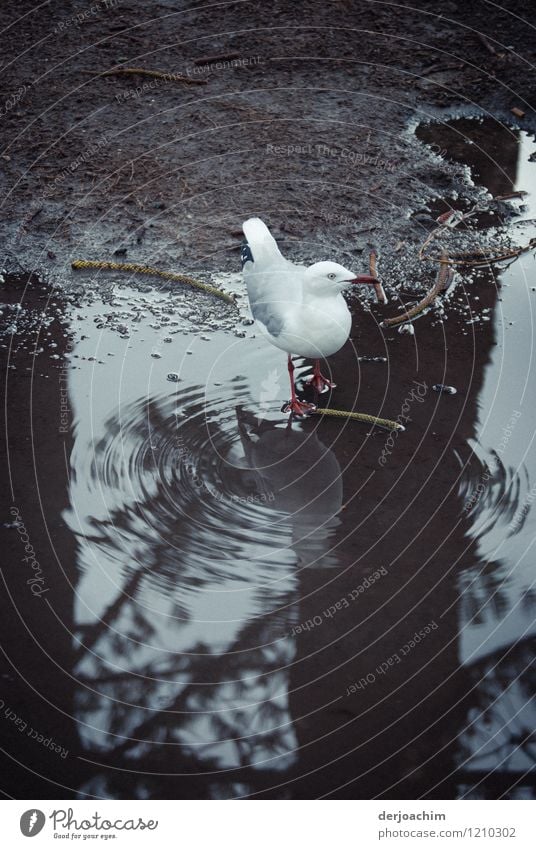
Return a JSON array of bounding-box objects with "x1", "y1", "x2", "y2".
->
[
  {"x1": 456, "y1": 449, "x2": 536, "y2": 797},
  {"x1": 457, "y1": 447, "x2": 533, "y2": 622},
  {"x1": 456, "y1": 638, "x2": 536, "y2": 798},
  {"x1": 461, "y1": 449, "x2": 528, "y2": 547},
  {"x1": 69, "y1": 398, "x2": 344, "y2": 797},
  {"x1": 459, "y1": 569, "x2": 512, "y2": 627}
]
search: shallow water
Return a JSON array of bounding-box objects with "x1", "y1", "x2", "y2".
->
[
  {"x1": 418, "y1": 117, "x2": 536, "y2": 793},
  {"x1": 2, "y1": 117, "x2": 536, "y2": 799}
]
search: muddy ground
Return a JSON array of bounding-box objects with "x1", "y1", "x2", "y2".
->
[{"x1": 1, "y1": 0, "x2": 535, "y2": 278}]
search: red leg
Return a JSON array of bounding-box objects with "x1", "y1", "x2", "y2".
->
[
  {"x1": 282, "y1": 354, "x2": 316, "y2": 416},
  {"x1": 306, "y1": 359, "x2": 336, "y2": 394}
]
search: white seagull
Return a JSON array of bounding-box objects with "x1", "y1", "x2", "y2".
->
[{"x1": 241, "y1": 217, "x2": 386, "y2": 416}]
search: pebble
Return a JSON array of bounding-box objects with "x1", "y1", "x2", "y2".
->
[
  {"x1": 433, "y1": 384, "x2": 457, "y2": 395},
  {"x1": 358, "y1": 356, "x2": 387, "y2": 363}
]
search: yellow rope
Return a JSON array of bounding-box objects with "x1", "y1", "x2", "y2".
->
[
  {"x1": 101, "y1": 67, "x2": 207, "y2": 86},
  {"x1": 71, "y1": 260, "x2": 236, "y2": 305},
  {"x1": 73, "y1": 263, "x2": 402, "y2": 428},
  {"x1": 314, "y1": 408, "x2": 405, "y2": 432}
]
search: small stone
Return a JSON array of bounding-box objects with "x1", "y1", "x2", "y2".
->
[{"x1": 432, "y1": 384, "x2": 457, "y2": 395}]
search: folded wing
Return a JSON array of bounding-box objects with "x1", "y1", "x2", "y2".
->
[{"x1": 242, "y1": 217, "x2": 302, "y2": 337}]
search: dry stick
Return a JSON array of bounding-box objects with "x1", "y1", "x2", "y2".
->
[
  {"x1": 100, "y1": 67, "x2": 207, "y2": 85},
  {"x1": 382, "y1": 252, "x2": 453, "y2": 328},
  {"x1": 421, "y1": 237, "x2": 536, "y2": 267},
  {"x1": 494, "y1": 191, "x2": 527, "y2": 201},
  {"x1": 420, "y1": 209, "x2": 536, "y2": 267},
  {"x1": 369, "y1": 249, "x2": 377, "y2": 277},
  {"x1": 313, "y1": 408, "x2": 405, "y2": 432},
  {"x1": 193, "y1": 53, "x2": 241, "y2": 65},
  {"x1": 368, "y1": 248, "x2": 388, "y2": 303},
  {"x1": 476, "y1": 32, "x2": 500, "y2": 56},
  {"x1": 71, "y1": 260, "x2": 236, "y2": 305}
]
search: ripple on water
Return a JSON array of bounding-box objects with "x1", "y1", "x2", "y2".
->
[{"x1": 66, "y1": 361, "x2": 344, "y2": 772}]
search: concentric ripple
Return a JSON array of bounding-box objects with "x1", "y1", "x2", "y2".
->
[{"x1": 68, "y1": 378, "x2": 344, "y2": 613}]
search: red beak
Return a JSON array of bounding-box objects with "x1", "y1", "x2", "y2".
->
[{"x1": 349, "y1": 274, "x2": 387, "y2": 304}]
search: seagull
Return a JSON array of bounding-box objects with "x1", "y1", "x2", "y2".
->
[{"x1": 241, "y1": 217, "x2": 386, "y2": 416}]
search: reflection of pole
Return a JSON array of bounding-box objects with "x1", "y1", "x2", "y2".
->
[
  {"x1": 286, "y1": 274, "x2": 494, "y2": 798},
  {"x1": 417, "y1": 120, "x2": 520, "y2": 197},
  {"x1": 288, "y1": 450, "x2": 471, "y2": 797}
]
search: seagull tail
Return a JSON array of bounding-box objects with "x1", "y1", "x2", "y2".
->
[{"x1": 242, "y1": 217, "x2": 284, "y2": 266}]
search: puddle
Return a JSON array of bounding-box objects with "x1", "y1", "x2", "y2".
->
[
  {"x1": 419, "y1": 116, "x2": 536, "y2": 792},
  {"x1": 2, "y1": 116, "x2": 536, "y2": 800}
]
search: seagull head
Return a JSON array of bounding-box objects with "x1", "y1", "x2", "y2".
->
[{"x1": 304, "y1": 261, "x2": 385, "y2": 301}]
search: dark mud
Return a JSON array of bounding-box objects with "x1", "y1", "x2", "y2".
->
[
  {"x1": 1, "y1": 1, "x2": 536, "y2": 800},
  {"x1": 3, "y1": 0, "x2": 535, "y2": 280}
]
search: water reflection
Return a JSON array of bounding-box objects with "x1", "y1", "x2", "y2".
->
[
  {"x1": 66, "y1": 380, "x2": 345, "y2": 796},
  {"x1": 430, "y1": 118, "x2": 536, "y2": 794},
  {"x1": 236, "y1": 407, "x2": 343, "y2": 569},
  {"x1": 457, "y1": 638, "x2": 536, "y2": 798},
  {"x1": 54, "y1": 117, "x2": 536, "y2": 799}
]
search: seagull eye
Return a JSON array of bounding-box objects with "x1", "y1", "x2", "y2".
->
[{"x1": 327, "y1": 273, "x2": 336, "y2": 280}]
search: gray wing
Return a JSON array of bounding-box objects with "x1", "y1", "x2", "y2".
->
[
  {"x1": 241, "y1": 218, "x2": 303, "y2": 337},
  {"x1": 243, "y1": 255, "x2": 303, "y2": 337}
]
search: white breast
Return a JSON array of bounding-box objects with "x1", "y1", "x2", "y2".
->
[{"x1": 267, "y1": 293, "x2": 352, "y2": 359}]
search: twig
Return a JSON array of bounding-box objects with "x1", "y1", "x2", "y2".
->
[
  {"x1": 193, "y1": 52, "x2": 241, "y2": 65},
  {"x1": 476, "y1": 32, "x2": 500, "y2": 56},
  {"x1": 100, "y1": 67, "x2": 207, "y2": 86},
  {"x1": 494, "y1": 191, "x2": 527, "y2": 201},
  {"x1": 419, "y1": 206, "x2": 536, "y2": 267},
  {"x1": 369, "y1": 249, "x2": 377, "y2": 278},
  {"x1": 368, "y1": 248, "x2": 387, "y2": 303},
  {"x1": 382, "y1": 252, "x2": 453, "y2": 327}
]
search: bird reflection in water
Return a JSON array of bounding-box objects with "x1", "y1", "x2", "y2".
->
[{"x1": 236, "y1": 407, "x2": 343, "y2": 570}]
